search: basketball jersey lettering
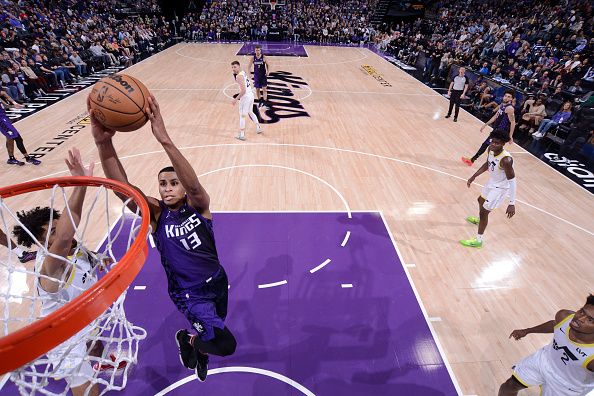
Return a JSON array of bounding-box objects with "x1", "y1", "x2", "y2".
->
[
  {"x1": 165, "y1": 213, "x2": 202, "y2": 238},
  {"x1": 180, "y1": 231, "x2": 202, "y2": 250}
]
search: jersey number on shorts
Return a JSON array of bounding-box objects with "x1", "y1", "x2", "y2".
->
[{"x1": 180, "y1": 232, "x2": 202, "y2": 250}]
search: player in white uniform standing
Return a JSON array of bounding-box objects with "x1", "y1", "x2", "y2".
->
[
  {"x1": 231, "y1": 60, "x2": 262, "y2": 141},
  {"x1": 460, "y1": 129, "x2": 517, "y2": 248},
  {"x1": 499, "y1": 294, "x2": 594, "y2": 395},
  {"x1": 12, "y1": 148, "x2": 102, "y2": 396}
]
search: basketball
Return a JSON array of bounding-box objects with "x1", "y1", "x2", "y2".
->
[{"x1": 89, "y1": 74, "x2": 150, "y2": 132}]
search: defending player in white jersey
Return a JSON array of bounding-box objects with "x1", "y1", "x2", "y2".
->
[
  {"x1": 460, "y1": 129, "x2": 517, "y2": 248},
  {"x1": 231, "y1": 60, "x2": 262, "y2": 141},
  {"x1": 499, "y1": 294, "x2": 594, "y2": 395},
  {"x1": 12, "y1": 148, "x2": 102, "y2": 396}
]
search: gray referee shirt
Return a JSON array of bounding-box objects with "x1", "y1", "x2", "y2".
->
[{"x1": 452, "y1": 75, "x2": 468, "y2": 91}]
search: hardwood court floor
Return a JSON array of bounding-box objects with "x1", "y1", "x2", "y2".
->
[{"x1": 3, "y1": 43, "x2": 594, "y2": 395}]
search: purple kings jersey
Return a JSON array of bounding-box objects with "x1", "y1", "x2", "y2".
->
[
  {"x1": 493, "y1": 103, "x2": 513, "y2": 132},
  {"x1": 253, "y1": 54, "x2": 266, "y2": 79},
  {"x1": 153, "y1": 200, "x2": 221, "y2": 293}
]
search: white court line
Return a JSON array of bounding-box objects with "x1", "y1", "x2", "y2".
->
[
  {"x1": 309, "y1": 258, "x2": 331, "y2": 274},
  {"x1": 405, "y1": 264, "x2": 416, "y2": 268},
  {"x1": 175, "y1": 42, "x2": 369, "y2": 67},
  {"x1": 0, "y1": 374, "x2": 9, "y2": 391},
  {"x1": 341, "y1": 283, "x2": 353, "y2": 288},
  {"x1": 258, "y1": 280, "x2": 288, "y2": 289},
  {"x1": 429, "y1": 317, "x2": 442, "y2": 322},
  {"x1": 196, "y1": 164, "x2": 352, "y2": 219},
  {"x1": 155, "y1": 366, "x2": 316, "y2": 396},
  {"x1": 27, "y1": 143, "x2": 594, "y2": 237},
  {"x1": 379, "y1": 211, "x2": 463, "y2": 395},
  {"x1": 133, "y1": 285, "x2": 146, "y2": 290},
  {"x1": 340, "y1": 231, "x2": 351, "y2": 247}
]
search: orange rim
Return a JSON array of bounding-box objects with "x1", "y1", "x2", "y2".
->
[{"x1": 0, "y1": 176, "x2": 150, "y2": 375}]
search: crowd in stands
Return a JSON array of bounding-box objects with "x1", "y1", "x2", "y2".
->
[
  {"x1": 376, "y1": 0, "x2": 593, "y2": 146},
  {"x1": 0, "y1": 0, "x2": 172, "y2": 103},
  {"x1": 178, "y1": 0, "x2": 377, "y2": 44}
]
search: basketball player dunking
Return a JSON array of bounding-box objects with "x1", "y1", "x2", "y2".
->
[
  {"x1": 248, "y1": 45, "x2": 270, "y2": 107},
  {"x1": 462, "y1": 89, "x2": 516, "y2": 166},
  {"x1": 499, "y1": 294, "x2": 594, "y2": 395},
  {"x1": 90, "y1": 95, "x2": 236, "y2": 382},
  {"x1": 231, "y1": 60, "x2": 262, "y2": 140},
  {"x1": 460, "y1": 129, "x2": 516, "y2": 248}
]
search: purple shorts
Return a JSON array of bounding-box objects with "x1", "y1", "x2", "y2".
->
[
  {"x1": 175, "y1": 267, "x2": 228, "y2": 341},
  {"x1": 0, "y1": 109, "x2": 20, "y2": 139},
  {"x1": 254, "y1": 75, "x2": 267, "y2": 89}
]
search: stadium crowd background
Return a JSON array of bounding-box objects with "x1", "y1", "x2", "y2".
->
[{"x1": 1, "y1": 0, "x2": 593, "y2": 163}]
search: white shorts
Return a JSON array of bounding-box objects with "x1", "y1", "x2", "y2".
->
[
  {"x1": 513, "y1": 347, "x2": 592, "y2": 396},
  {"x1": 239, "y1": 94, "x2": 255, "y2": 115},
  {"x1": 480, "y1": 185, "x2": 509, "y2": 211},
  {"x1": 46, "y1": 326, "x2": 96, "y2": 387}
]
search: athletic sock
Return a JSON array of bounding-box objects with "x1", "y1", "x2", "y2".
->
[{"x1": 476, "y1": 234, "x2": 483, "y2": 242}]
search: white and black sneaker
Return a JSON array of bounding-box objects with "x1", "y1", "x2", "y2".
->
[
  {"x1": 195, "y1": 352, "x2": 209, "y2": 382},
  {"x1": 175, "y1": 329, "x2": 197, "y2": 370}
]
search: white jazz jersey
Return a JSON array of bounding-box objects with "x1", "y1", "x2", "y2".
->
[
  {"x1": 36, "y1": 251, "x2": 98, "y2": 380},
  {"x1": 37, "y1": 250, "x2": 97, "y2": 317},
  {"x1": 485, "y1": 149, "x2": 512, "y2": 188},
  {"x1": 236, "y1": 70, "x2": 254, "y2": 98},
  {"x1": 513, "y1": 314, "x2": 594, "y2": 395}
]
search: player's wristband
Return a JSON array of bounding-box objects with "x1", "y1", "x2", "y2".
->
[{"x1": 508, "y1": 178, "x2": 517, "y2": 205}]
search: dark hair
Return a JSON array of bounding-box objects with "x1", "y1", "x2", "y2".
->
[
  {"x1": 255, "y1": 45, "x2": 261, "y2": 49},
  {"x1": 489, "y1": 129, "x2": 511, "y2": 143},
  {"x1": 504, "y1": 89, "x2": 515, "y2": 97},
  {"x1": 587, "y1": 294, "x2": 594, "y2": 306},
  {"x1": 13, "y1": 206, "x2": 61, "y2": 248},
  {"x1": 231, "y1": 60, "x2": 240, "y2": 66},
  {"x1": 158, "y1": 166, "x2": 175, "y2": 175}
]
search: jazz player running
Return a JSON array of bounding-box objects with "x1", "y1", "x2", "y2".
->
[
  {"x1": 498, "y1": 294, "x2": 594, "y2": 395},
  {"x1": 231, "y1": 60, "x2": 262, "y2": 141},
  {"x1": 460, "y1": 129, "x2": 516, "y2": 248},
  {"x1": 90, "y1": 94, "x2": 236, "y2": 382},
  {"x1": 248, "y1": 45, "x2": 270, "y2": 107}
]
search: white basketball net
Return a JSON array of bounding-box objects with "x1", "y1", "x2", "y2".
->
[{"x1": 0, "y1": 183, "x2": 147, "y2": 395}]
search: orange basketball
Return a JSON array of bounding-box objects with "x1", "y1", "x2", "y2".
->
[{"x1": 89, "y1": 74, "x2": 150, "y2": 132}]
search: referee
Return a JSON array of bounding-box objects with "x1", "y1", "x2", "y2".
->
[{"x1": 445, "y1": 66, "x2": 469, "y2": 122}]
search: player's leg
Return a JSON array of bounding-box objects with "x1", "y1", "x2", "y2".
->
[
  {"x1": 246, "y1": 95, "x2": 262, "y2": 133},
  {"x1": 71, "y1": 381, "x2": 99, "y2": 396},
  {"x1": 237, "y1": 97, "x2": 247, "y2": 140},
  {"x1": 14, "y1": 136, "x2": 41, "y2": 165},
  {"x1": 462, "y1": 138, "x2": 489, "y2": 166},
  {"x1": 498, "y1": 375, "x2": 527, "y2": 395},
  {"x1": 461, "y1": 195, "x2": 489, "y2": 248}
]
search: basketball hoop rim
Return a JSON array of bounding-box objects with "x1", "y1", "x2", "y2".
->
[{"x1": 0, "y1": 176, "x2": 151, "y2": 375}]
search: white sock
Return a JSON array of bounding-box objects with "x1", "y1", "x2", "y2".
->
[
  {"x1": 12, "y1": 246, "x2": 24, "y2": 256},
  {"x1": 476, "y1": 234, "x2": 483, "y2": 242},
  {"x1": 239, "y1": 129, "x2": 245, "y2": 137}
]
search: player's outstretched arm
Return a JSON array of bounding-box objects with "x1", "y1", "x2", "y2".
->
[
  {"x1": 509, "y1": 309, "x2": 574, "y2": 340},
  {"x1": 88, "y1": 96, "x2": 160, "y2": 223},
  {"x1": 466, "y1": 161, "x2": 489, "y2": 187},
  {"x1": 480, "y1": 106, "x2": 499, "y2": 132},
  {"x1": 146, "y1": 95, "x2": 211, "y2": 215},
  {"x1": 41, "y1": 148, "x2": 93, "y2": 293}
]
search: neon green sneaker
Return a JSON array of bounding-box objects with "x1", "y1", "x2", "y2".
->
[
  {"x1": 460, "y1": 238, "x2": 483, "y2": 248},
  {"x1": 465, "y1": 216, "x2": 480, "y2": 225}
]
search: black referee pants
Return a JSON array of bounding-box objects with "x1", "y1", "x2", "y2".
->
[{"x1": 447, "y1": 90, "x2": 463, "y2": 118}]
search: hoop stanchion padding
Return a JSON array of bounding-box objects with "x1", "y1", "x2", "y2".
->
[{"x1": 0, "y1": 176, "x2": 150, "y2": 375}]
